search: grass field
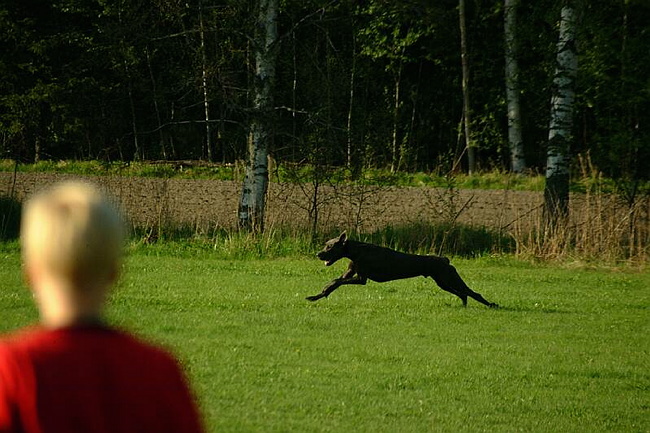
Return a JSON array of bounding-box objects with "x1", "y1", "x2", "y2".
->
[{"x1": 1, "y1": 247, "x2": 648, "y2": 432}]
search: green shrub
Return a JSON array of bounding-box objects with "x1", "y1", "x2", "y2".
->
[
  {"x1": 353, "y1": 222, "x2": 514, "y2": 257},
  {"x1": 0, "y1": 196, "x2": 21, "y2": 241}
]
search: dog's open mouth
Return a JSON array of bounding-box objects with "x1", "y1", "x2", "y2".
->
[{"x1": 317, "y1": 253, "x2": 334, "y2": 266}]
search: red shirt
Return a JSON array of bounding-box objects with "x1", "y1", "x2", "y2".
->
[{"x1": 0, "y1": 325, "x2": 204, "y2": 433}]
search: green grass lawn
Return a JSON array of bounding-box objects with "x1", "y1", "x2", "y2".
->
[{"x1": 1, "y1": 248, "x2": 648, "y2": 432}]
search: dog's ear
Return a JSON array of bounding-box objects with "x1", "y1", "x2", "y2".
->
[{"x1": 338, "y1": 231, "x2": 347, "y2": 243}]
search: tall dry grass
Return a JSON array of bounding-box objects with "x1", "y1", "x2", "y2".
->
[{"x1": 511, "y1": 158, "x2": 649, "y2": 265}]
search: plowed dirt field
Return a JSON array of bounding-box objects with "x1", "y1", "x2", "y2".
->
[{"x1": 0, "y1": 172, "x2": 638, "y2": 237}]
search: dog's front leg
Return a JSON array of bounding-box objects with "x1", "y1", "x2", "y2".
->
[
  {"x1": 306, "y1": 275, "x2": 367, "y2": 301},
  {"x1": 306, "y1": 263, "x2": 367, "y2": 301}
]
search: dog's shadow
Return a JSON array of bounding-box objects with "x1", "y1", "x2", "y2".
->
[{"x1": 492, "y1": 304, "x2": 568, "y2": 314}]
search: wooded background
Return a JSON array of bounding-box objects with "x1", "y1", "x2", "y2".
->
[{"x1": 0, "y1": 0, "x2": 648, "y2": 181}]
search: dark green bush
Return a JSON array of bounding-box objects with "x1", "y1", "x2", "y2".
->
[{"x1": 0, "y1": 196, "x2": 21, "y2": 241}]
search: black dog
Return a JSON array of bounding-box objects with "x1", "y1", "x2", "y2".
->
[{"x1": 306, "y1": 232, "x2": 498, "y2": 308}]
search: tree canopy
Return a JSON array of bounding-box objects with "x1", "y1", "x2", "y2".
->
[{"x1": 0, "y1": 0, "x2": 648, "y2": 181}]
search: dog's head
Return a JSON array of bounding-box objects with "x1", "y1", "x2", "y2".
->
[{"x1": 317, "y1": 232, "x2": 348, "y2": 266}]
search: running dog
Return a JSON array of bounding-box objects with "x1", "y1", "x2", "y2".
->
[{"x1": 306, "y1": 232, "x2": 498, "y2": 308}]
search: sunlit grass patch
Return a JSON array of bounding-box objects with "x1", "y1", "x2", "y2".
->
[{"x1": 1, "y1": 248, "x2": 647, "y2": 432}]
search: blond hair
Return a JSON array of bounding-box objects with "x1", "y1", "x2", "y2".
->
[{"x1": 21, "y1": 181, "x2": 124, "y2": 289}]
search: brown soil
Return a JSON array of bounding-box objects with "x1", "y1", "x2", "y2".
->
[
  {"x1": 1, "y1": 172, "x2": 548, "y2": 233},
  {"x1": 5, "y1": 172, "x2": 647, "y2": 263}
]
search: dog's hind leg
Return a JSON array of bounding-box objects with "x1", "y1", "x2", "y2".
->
[
  {"x1": 433, "y1": 264, "x2": 498, "y2": 308},
  {"x1": 462, "y1": 285, "x2": 497, "y2": 308},
  {"x1": 431, "y1": 277, "x2": 468, "y2": 306}
]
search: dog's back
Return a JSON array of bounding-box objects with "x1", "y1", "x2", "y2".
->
[{"x1": 346, "y1": 240, "x2": 449, "y2": 282}]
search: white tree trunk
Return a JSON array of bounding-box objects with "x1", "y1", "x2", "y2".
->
[
  {"x1": 390, "y1": 64, "x2": 402, "y2": 173},
  {"x1": 346, "y1": 33, "x2": 356, "y2": 169},
  {"x1": 544, "y1": 4, "x2": 578, "y2": 222},
  {"x1": 238, "y1": 0, "x2": 278, "y2": 231},
  {"x1": 504, "y1": 0, "x2": 525, "y2": 173},
  {"x1": 199, "y1": 1, "x2": 213, "y2": 161}
]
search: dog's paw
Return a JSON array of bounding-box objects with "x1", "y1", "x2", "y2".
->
[
  {"x1": 488, "y1": 303, "x2": 500, "y2": 309},
  {"x1": 305, "y1": 295, "x2": 322, "y2": 302}
]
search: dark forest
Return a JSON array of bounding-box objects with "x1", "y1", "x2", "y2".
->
[{"x1": 1, "y1": 0, "x2": 648, "y2": 181}]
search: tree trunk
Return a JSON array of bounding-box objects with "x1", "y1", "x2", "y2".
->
[
  {"x1": 33, "y1": 136, "x2": 41, "y2": 163},
  {"x1": 459, "y1": 0, "x2": 476, "y2": 174},
  {"x1": 199, "y1": 1, "x2": 213, "y2": 162},
  {"x1": 544, "y1": 3, "x2": 578, "y2": 224},
  {"x1": 504, "y1": 0, "x2": 525, "y2": 173},
  {"x1": 390, "y1": 62, "x2": 402, "y2": 173},
  {"x1": 238, "y1": 0, "x2": 278, "y2": 232},
  {"x1": 346, "y1": 33, "x2": 356, "y2": 169},
  {"x1": 145, "y1": 46, "x2": 167, "y2": 159},
  {"x1": 291, "y1": 28, "x2": 297, "y2": 162},
  {"x1": 126, "y1": 67, "x2": 141, "y2": 160}
]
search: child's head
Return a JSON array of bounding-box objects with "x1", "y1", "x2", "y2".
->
[{"x1": 21, "y1": 181, "x2": 124, "y2": 291}]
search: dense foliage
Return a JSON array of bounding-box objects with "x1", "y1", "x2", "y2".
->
[{"x1": 0, "y1": 0, "x2": 648, "y2": 180}]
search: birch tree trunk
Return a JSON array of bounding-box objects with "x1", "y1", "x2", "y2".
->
[
  {"x1": 199, "y1": 1, "x2": 213, "y2": 161},
  {"x1": 346, "y1": 33, "x2": 356, "y2": 169},
  {"x1": 544, "y1": 3, "x2": 578, "y2": 224},
  {"x1": 504, "y1": 0, "x2": 525, "y2": 173},
  {"x1": 390, "y1": 62, "x2": 402, "y2": 173},
  {"x1": 238, "y1": 0, "x2": 278, "y2": 232},
  {"x1": 459, "y1": 0, "x2": 476, "y2": 173}
]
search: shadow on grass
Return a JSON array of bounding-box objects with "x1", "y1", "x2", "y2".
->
[{"x1": 493, "y1": 304, "x2": 569, "y2": 314}]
